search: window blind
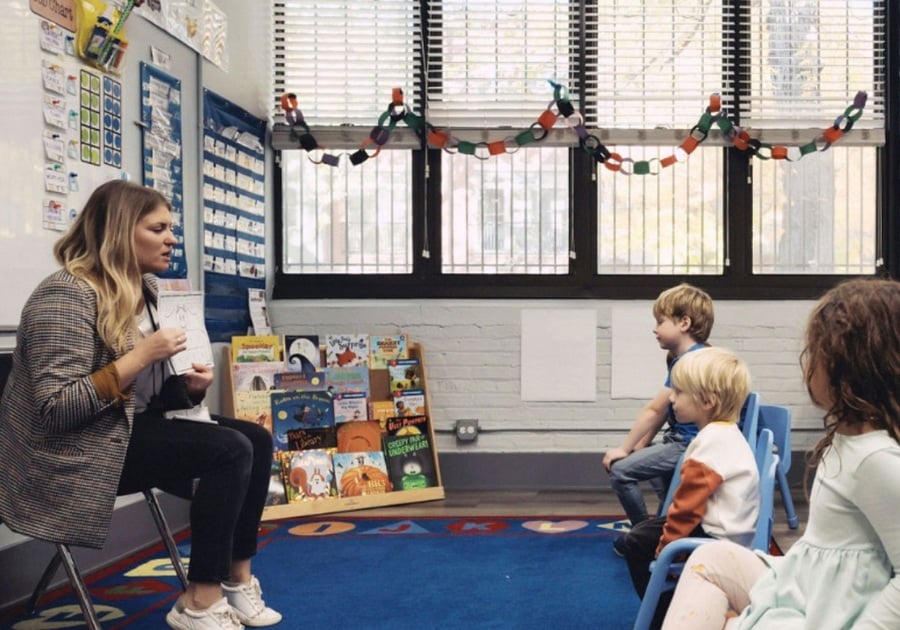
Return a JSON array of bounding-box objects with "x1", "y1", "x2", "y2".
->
[
  {"x1": 273, "y1": 1, "x2": 423, "y2": 127},
  {"x1": 424, "y1": 0, "x2": 576, "y2": 127},
  {"x1": 742, "y1": 0, "x2": 885, "y2": 129}
]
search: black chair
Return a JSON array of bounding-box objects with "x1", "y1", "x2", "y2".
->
[{"x1": 23, "y1": 490, "x2": 189, "y2": 630}]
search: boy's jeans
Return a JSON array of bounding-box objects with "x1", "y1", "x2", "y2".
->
[{"x1": 608, "y1": 437, "x2": 687, "y2": 525}]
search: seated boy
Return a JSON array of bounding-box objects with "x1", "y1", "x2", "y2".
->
[
  {"x1": 619, "y1": 347, "x2": 760, "y2": 630},
  {"x1": 603, "y1": 283, "x2": 714, "y2": 544}
]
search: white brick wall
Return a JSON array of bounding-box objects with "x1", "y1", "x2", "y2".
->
[{"x1": 254, "y1": 298, "x2": 824, "y2": 455}]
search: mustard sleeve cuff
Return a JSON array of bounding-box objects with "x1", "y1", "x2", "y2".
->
[{"x1": 90, "y1": 363, "x2": 131, "y2": 405}]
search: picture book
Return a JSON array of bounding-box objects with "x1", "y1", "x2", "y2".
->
[
  {"x1": 248, "y1": 288, "x2": 272, "y2": 335},
  {"x1": 333, "y1": 392, "x2": 368, "y2": 423},
  {"x1": 368, "y1": 334, "x2": 408, "y2": 369},
  {"x1": 385, "y1": 414, "x2": 429, "y2": 436},
  {"x1": 157, "y1": 291, "x2": 215, "y2": 375},
  {"x1": 283, "y1": 334, "x2": 321, "y2": 373},
  {"x1": 369, "y1": 400, "x2": 396, "y2": 432},
  {"x1": 388, "y1": 358, "x2": 422, "y2": 392},
  {"x1": 323, "y1": 366, "x2": 370, "y2": 397},
  {"x1": 282, "y1": 426, "x2": 337, "y2": 451},
  {"x1": 383, "y1": 432, "x2": 438, "y2": 490},
  {"x1": 231, "y1": 361, "x2": 282, "y2": 392},
  {"x1": 232, "y1": 334, "x2": 281, "y2": 363},
  {"x1": 233, "y1": 390, "x2": 274, "y2": 433},
  {"x1": 273, "y1": 370, "x2": 326, "y2": 391},
  {"x1": 336, "y1": 420, "x2": 383, "y2": 453},
  {"x1": 324, "y1": 333, "x2": 370, "y2": 368},
  {"x1": 270, "y1": 390, "x2": 335, "y2": 451},
  {"x1": 332, "y1": 451, "x2": 392, "y2": 497},
  {"x1": 280, "y1": 449, "x2": 338, "y2": 502},
  {"x1": 265, "y1": 460, "x2": 287, "y2": 506},
  {"x1": 392, "y1": 389, "x2": 426, "y2": 417}
]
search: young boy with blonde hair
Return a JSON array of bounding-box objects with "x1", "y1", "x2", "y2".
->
[
  {"x1": 621, "y1": 346, "x2": 760, "y2": 630},
  {"x1": 603, "y1": 283, "x2": 715, "y2": 544}
]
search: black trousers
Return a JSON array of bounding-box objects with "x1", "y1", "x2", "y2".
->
[
  {"x1": 622, "y1": 516, "x2": 710, "y2": 630},
  {"x1": 118, "y1": 411, "x2": 273, "y2": 583}
]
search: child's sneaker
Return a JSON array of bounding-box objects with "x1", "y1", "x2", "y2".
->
[
  {"x1": 166, "y1": 597, "x2": 244, "y2": 630},
  {"x1": 222, "y1": 576, "x2": 282, "y2": 627}
]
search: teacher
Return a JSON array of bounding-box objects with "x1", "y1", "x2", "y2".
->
[{"x1": 0, "y1": 180, "x2": 281, "y2": 629}]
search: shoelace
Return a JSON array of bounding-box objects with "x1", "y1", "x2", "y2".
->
[
  {"x1": 213, "y1": 605, "x2": 243, "y2": 629},
  {"x1": 241, "y1": 578, "x2": 266, "y2": 614}
]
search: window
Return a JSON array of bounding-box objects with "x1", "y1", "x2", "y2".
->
[{"x1": 272, "y1": 0, "x2": 894, "y2": 300}]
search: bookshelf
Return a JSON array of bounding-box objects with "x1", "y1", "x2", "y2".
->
[{"x1": 222, "y1": 341, "x2": 445, "y2": 520}]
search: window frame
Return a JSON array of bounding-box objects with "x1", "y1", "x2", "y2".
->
[{"x1": 272, "y1": 1, "x2": 899, "y2": 301}]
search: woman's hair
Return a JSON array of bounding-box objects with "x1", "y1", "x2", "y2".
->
[
  {"x1": 653, "y1": 283, "x2": 715, "y2": 343},
  {"x1": 670, "y1": 346, "x2": 751, "y2": 423},
  {"x1": 53, "y1": 180, "x2": 171, "y2": 353},
  {"x1": 804, "y1": 278, "x2": 900, "y2": 471}
]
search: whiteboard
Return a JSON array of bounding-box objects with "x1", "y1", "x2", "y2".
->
[
  {"x1": 0, "y1": 3, "x2": 201, "y2": 328},
  {"x1": 0, "y1": 4, "x2": 120, "y2": 327},
  {"x1": 520, "y1": 309, "x2": 597, "y2": 401}
]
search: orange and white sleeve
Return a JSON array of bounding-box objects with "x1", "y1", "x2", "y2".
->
[{"x1": 656, "y1": 459, "x2": 723, "y2": 556}]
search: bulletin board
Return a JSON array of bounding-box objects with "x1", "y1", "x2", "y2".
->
[
  {"x1": 0, "y1": 2, "x2": 123, "y2": 328},
  {"x1": 140, "y1": 61, "x2": 187, "y2": 278},
  {"x1": 201, "y1": 89, "x2": 266, "y2": 342}
]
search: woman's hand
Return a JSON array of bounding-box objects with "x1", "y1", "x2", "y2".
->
[
  {"x1": 135, "y1": 327, "x2": 187, "y2": 364},
  {"x1": 183, "y1": 363, "x2": 214, "y2": 399}
]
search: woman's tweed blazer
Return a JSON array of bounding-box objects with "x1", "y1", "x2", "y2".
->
[{"x1": 0, "y1": 270, "x2": 158, "y2": 549}]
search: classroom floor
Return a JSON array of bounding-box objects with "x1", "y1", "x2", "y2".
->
[{"x1": 357, "y1": 487, "x2": 809, "y2": 552}]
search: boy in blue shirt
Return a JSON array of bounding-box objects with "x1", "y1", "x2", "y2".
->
[{"x1": 602, "y1": 283, "x2": 714, "y2": 553}]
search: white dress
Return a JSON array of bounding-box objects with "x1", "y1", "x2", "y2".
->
[{"x1": 737, "y1": 430, "x2": 900, "y2": 629}]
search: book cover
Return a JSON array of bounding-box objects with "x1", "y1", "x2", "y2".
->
[
  {"x1": 232, "y1": 334, "x2": 282, "y2": 363},
  {"x1": 332, "y1": 451, "x2": 392, "y2": 497},
  {"x1": 336, "y1": 420, "x2": 383, "y2": 453},
  {"x1": 324, "y1": 366, "x2": 370, "y2": 397},
  {"x1": 385, "y1": 414, "x2": 429, "y2": 436},
  {"x1": 383, "y1": 432, "x2": 438, "y2": 490},
  {"x1": 270, "y1": 390, "x2": 335, "y2": 451},
  {"x1": 324, "y1": 333, "x2": 370, "y2": 368},
  {"x1": 273, "y1": 370, "x2": 326, "y2": 391},
  {"x1": 387, "y1": 358, "x2": 422, "y2": 392},
  {"x1": 369, "y1": 400, "x2": 396, "y2": 432},
  {"x1": 233, "y1": 390, "x2": 274, "y2": 433},
  {"x1": 284, "y1": 334, "x2": 321, "y2": 373},
  {"x1": 281, "y1": 449, "x2": 338, "y2": 502},
  {"x1": 392, "y1": 389, "x2": 426, "y2": 417},
  {"x1": 248, "y1": 288, "x2": 272, "y2": 335},
  {"x1": 369, "y1": 334, "x2": 409, "y2": 369},
  {"x1": 265, "y1": 460, "x2": 287, "y2": 506},
  {"x1": 333, "y1": 392, "x2": 369, "y2": 423},
  {"x1": 157, "y1": 291, "x2": 215, "y2": 375},
  {"x1": 231, "y1": 361, "x2": 282, "y2": 392},
  {"x1": 283, "y1": 426, "x2": 337, "y2": 451}
]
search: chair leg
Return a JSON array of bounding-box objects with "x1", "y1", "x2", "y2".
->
[
  {"x1": 56, "y1": 544, "x2": 102, "y2": 630},
  {"x1": 26, "y1": 548, "x2": 63, "y2": 614},
  {"x1": 143, "y1": 490, "x2": 189, "y2": 589},
  {"x1": 777, "y1": 469, "x2": 800, "y2": 529}
]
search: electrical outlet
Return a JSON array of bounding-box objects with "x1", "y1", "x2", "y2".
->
[{"x1": 455, "y1": 419, "x2": 479, "y2": 442}]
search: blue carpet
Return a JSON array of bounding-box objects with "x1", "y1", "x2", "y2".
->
[{"x1": 3, "y1": 515, "x2": 639, "y2": 629}]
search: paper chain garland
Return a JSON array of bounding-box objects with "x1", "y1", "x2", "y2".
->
[{"x1": 279, "y1": 83, "x2": 867, "y2": 174}]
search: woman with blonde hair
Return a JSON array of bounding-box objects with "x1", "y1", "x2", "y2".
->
[{"x1": 0, "y1": 180, "x2": 281, "y2": 629}]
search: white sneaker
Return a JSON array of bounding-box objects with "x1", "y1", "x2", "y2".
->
[
  {"x1": 222, "y1": 576, "x2": 283, "y2": 627},
  {"x1": 166, "y1": 597, "x2": 244, "y2": 630}
]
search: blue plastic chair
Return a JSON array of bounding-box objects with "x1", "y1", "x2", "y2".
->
[
  {"x1": 757, "y1": 404, "x2": 799, "y2": 529},
  {"x1": 632, "y1": 429, "x2": 777, "y2": 630},
  {"x1": 739, "y1": 392, "x2": 761, "y2": 453}
]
